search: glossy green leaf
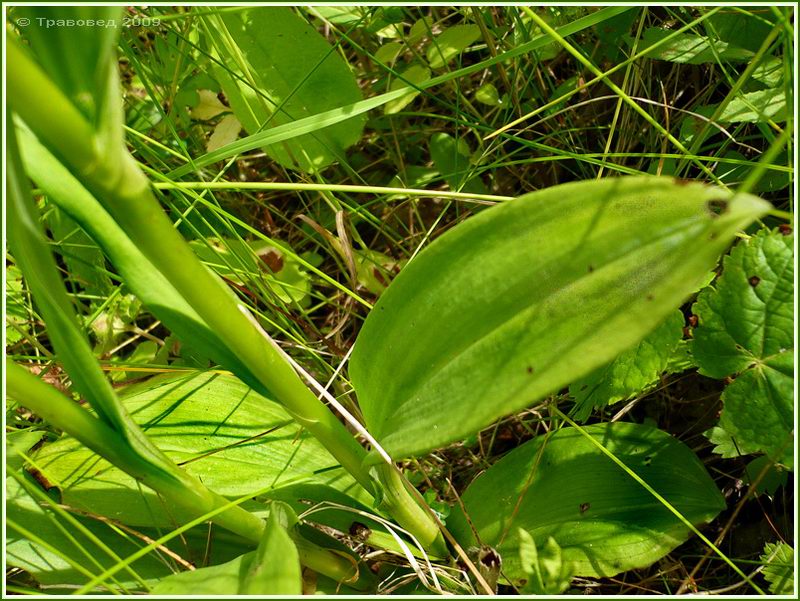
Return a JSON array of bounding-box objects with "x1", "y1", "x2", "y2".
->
[
  {"x1": 205, "y1": 7, "x2": 365, "y2": 173},
  {"x1": 32, "y1": 371, "x2": 372, "y2": 528},
  {"x1": 427, "y1": 24, "x2": 481, "y2": 69},
  {"x1": 350, "y1": 177, "x2": 770, "y2": 460},
  {"x1": 760, "y1": 541, "x2": 794, "y2": 595},
  {"x1": 570, "y1": 310, "x2": 684, "y2": 421},
  {"x1": 693, "y1": 228, "x2": 793, "y2": 466},
  {"x1": 717, "y1": 88, "x2": 788, "y2": 123},
  {"x1": 640, "y1": 28, "x2": 753, "y2": 64},
  {"x1": 448, "y1": 422, "x2": 726, "y2": 581}
]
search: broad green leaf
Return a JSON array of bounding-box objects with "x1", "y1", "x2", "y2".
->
[
  {"x1": 447, "y1": 422, "x2": 726, "y2": 581},
  {"x1": 639, "y1": 28, "x2": 753, "y2": 64},
  {"x1": 718, "y1": 88, "x2": 788, "y2": 123},
  {"x1": 427, "y1": 24, "x2": 482, "y2": 69},
  {"x1": 384, "y1": 64, "x2": 431, "y2": 114},
  {"x1": 518, "y1": 531, "x2": 576, "y2": 595},
  {"x1": 428, "y1": 132, "x2": 487, "y2": 194},
  {"x1": 239, "y1": 503, "x2": 302, "y2": 594},
  {"x1": 760, "y1": 541, "x2": 794, "y2": 595},
  {"x1": 350, "y1": 177, "x2": 770, "y2": 460},
  {"x1": 692, "y1": 228, "x2": 793, "y2": 466},
  {"x1": 205, "y1": 7, "x2": 365, "y2": 173},
  {"x1": 570, "y1": 310, "x2": 684, "y2": 421},
  {"x1": 32, "y1": 371, "x2": 372, "y2": 528}
]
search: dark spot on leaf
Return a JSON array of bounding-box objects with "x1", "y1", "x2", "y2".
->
[
  {"x1": 748, "y1": 275, "x2": 760, "y2": 287},
  {"x1": 709, "y1": 232, "x2": 718, "y2": 240},
  {"x1": 580, "y1": 384, "x2": 588, "y2": 391},
  {"x1": 778, "y1": 223, "x2": 793, "y2": 236},
  {"x1": 735, "y1": 344, "x2": 743, "y2": 350},
  {"x1": 748, "y1": 363, "x2": 756, "y2": 369},
  {"x1": 519, "y1": 578, "x2": 528, "y2": 586},
  {"x1": 643, "y1": 455, "x2": 653, "y2": 466},
  {"x1": 526, "y1": 366, "x2": 534, "y2": 374},
  {"x1": 258, "y1": 249, "x2": 284, "y2": 273},
  {"x1": 588, "y1": 264, "x2": 595, "y2": 273},
  {"x1": 675, "y1": 178, "x2": 693, "y2": 186},
  {"x1": 646, "y1": 294, "x2": 654, "y2": 301},
  {"x1": 580, "y1": 502, "x2": 590, "y2": 514},
  {"x1": 706, "y1": 199, "x2": 729, "y2": 218}
]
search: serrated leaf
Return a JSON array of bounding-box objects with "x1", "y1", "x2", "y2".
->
[
  {"x1": 705, "y1": 425, "x2": 760, "y2": 458},
  {"x1": 718, "y1": 88, "x2": 788, "y2": 123},
  {"x1": 31, "y1": 371, "x2": 372, "y2": 528},
  {"x1": 206, "y1": 7, "x2": 365, "y2": 173},
  {"x1": 693, "y1": 228, "x2": 793, "y2": 466},
  {"x1": 570, "y1": 310, "x2": 684, "y2": 421},
  {"x1": 350, "y1": 177, "x2": 770, "y2": 460},
  {"x1": 427, "y1": 24, "x2": 481, "y2": 69},
  {"x1": 760, "y1": 541, "x2": 794, "y2": 595},
  {"x1": 448, "y1": 422, "x2": 725, "y2": 581}
]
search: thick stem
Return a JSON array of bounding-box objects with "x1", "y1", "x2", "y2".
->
[
  {"x1": 374, "y1": 464, "x2": 448, "y2": 558},
  {"x1": 8, "y1": 33, "x2": 444, "y2": 555}
]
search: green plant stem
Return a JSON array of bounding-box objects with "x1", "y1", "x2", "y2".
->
[
  {"x1": 374, "y1": 464, "x2": 448, "y2": 557},
  {"x1": 8, "y1": 32, "x2": 444, "y2": 554},
  {"x1": 6, "y1": 360, "x2": 266, "y2": 543}
]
